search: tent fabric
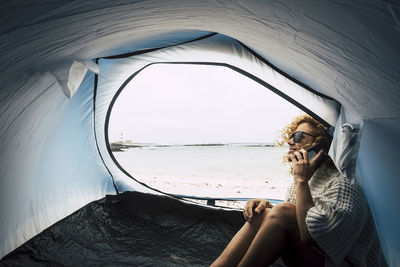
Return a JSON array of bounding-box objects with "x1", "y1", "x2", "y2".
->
[
  {"x1": 328, "y1": 109, "x2": 361, "y2": 179},
  {"x1": 0, "y1": 71, "x2": 117, "y2": 260},
  {"x1": 2, "y1": 1, "x2": 399, "y2": 123},
  {"x1": 356, "y1": 118, "x2": 400, "y2": 266},
  {"x1": 1, "y1": 0, "x2": 399, "y2": 265},
  {"x1": 0, "y1": 191, "x2": 244, "y2": 266}
]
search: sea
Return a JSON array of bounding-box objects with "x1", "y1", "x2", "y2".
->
[{"x1": 113, "y1": 144, "x2": 292, "y2": 208}]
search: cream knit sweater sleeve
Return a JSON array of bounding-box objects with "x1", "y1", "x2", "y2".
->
[
  {"x1": 284, "y1": 167, "x2": 371, "y2": 266},
  {"x1": 306, "y1": 175, "x2": 368, "y2": 265}
]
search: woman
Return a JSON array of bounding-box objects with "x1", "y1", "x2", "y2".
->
[{"x1": 211, "y1": 115, "x2": 386, "y2": 267}]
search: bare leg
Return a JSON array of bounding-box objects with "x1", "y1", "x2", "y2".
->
[
  {"x1": 238, "y1": 203, "x2": 324, "y2": 267},
  {"x1": 212, "y1": 203, "x2": 324, "y2": 267},
  {"x1": 210, "y1": 209, "x2": 269, "y2": 267}
]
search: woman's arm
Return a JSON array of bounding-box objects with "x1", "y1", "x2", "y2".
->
[
  {"x1": 294, "y1": 180, "x2": 314, "y2": 243},
  {"x1": 290, "y1": 149, "x2": 324, "y2": 243}
]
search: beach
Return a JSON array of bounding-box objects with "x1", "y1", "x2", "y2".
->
[{"x1": 113, "y1": 144, "x2": 292, "y2": 209}]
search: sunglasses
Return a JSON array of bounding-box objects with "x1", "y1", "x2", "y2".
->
[{"x1": 290, "y1": 131, "x2": 316, "y2": 143}]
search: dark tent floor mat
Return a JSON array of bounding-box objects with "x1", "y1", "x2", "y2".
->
[{"x1": 1, "y1": 191, "x2": 244, "y2": 266}]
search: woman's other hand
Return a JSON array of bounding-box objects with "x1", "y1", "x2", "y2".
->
[{"x1": 243, "y1": 198, "x2": 273, "y2": 223}]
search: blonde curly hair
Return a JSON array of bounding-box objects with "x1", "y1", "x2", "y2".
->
[{"x1": 279, "y1": 114, "x2": 330, "y2": 164}]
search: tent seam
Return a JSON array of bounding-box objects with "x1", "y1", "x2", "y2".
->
[
  {"x1": 93, "y1": 59, "x2": 119, "y2": 195},
  {"x1": 102, "y1": 32, "x2": 218, "y2": 60}
]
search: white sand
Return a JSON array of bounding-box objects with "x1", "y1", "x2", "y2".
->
[{"x1": 138, "y1": 174, "x2": 291, "y2": 209}]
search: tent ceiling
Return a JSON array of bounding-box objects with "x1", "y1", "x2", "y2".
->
[{"x1": 1, "y1": 1, "x2": 399, "y2": 122}]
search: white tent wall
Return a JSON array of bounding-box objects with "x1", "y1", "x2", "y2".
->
[
  {"x1": 357, "y1": 118, "x2": 400, "y2": 265},
  {"x1": 0, "y1": 0, "x2": 399, "y2": 265},
  {"x1": 0, "y1": 71, "x2": 116, "y2": 257}
]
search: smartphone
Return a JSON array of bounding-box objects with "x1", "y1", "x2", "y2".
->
[{"x1": 306, "y1": 141, "x2": 328, "y2": 161}]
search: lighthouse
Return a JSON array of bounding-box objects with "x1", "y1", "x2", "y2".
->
[{"x1": 118, "y1": 133, "x2": 124, "y2": 144}]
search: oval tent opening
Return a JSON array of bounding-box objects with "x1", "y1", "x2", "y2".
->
[{"x1": 107, "y1": 63, "x2": 306, "y2": 208}]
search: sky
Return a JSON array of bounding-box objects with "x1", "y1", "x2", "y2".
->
[{"x1": 108, "y1": 64, "x2": 304, "y2": 144}]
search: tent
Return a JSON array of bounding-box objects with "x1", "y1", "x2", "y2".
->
[{"x1": 1, "y1": 0, "x2": 399, "y2": 265}]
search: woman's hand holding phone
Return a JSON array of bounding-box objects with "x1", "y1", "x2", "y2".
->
[
  {"x1": 290, "y1": 148, "x2": 325, "y2": 183},
  {"x1": 305, "y1": 142, "x2": 326, "y2": 160}
]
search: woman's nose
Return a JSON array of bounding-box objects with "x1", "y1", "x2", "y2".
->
[{"x1": 288, "y1": 138, "x2": 295, "y2": 145}]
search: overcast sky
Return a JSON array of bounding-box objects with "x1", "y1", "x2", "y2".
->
[{"x1": 109, "y1": 64, "x2": 304, "y2": 144}]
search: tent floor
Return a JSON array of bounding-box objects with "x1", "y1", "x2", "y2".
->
[{"x1": 1, "y1": 191, "x2": 244, "y2": 266}]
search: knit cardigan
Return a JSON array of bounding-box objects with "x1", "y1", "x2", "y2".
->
[{"x1": 285, "y1": 162, "x2": 387, "y2": 267}]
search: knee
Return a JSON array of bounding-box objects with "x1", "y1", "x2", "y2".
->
[{"x1": 266, "y1": 202, "x2": 296, "y2": 224}]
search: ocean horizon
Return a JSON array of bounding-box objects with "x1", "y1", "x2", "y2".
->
[{"x1": 111, "y1": 141, "x2": 284, "y2": 148}]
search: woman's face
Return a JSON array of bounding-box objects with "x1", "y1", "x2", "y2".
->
[{"x1": 287, "y1": 122, "x2": 316, "y2": 155}]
